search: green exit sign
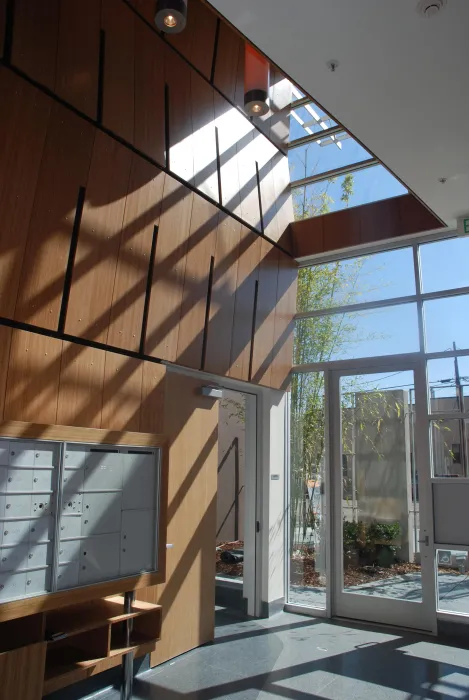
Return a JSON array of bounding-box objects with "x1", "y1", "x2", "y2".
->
[{"x1": 457, "y1": 215, "x2": 469, "y2": 236}]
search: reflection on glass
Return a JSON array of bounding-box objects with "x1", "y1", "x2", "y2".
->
[
  {"x1": 289, "y1": 372, "x2": 326, "y2": 609},
  {"x1": 431, "y1": 419, "x2": 469, "y2": 477},
  {"x1": 427, "y1": 357, "x2": 469, "y2": 413},
  {"x1": 420, "y1": 237, "x2": 469, "y2": 294},
  {"x1": 292, "y1": 164, "x2": 407, "y2": 219},
  {"x1": 289, "y1": 133, "x2": 371, "y2": 183},
  {"x1": 340, "y1": 372, "x2": 422, "y2": 602},
  {"x1": 294, "y1": 303, "x2": 419, "y2": 364},
  {"x1": 424, "y1": 295, "x2": 469, "y2": 354},
  {"x1": 437, "y1": 549, "x2": 469, "y2": 614},
  {"x1": 296, "y1": 248, "x2": 415, "y2": 313},
  {"x1": 216, "y1": 391, "x2": 246, "y2": 582}
]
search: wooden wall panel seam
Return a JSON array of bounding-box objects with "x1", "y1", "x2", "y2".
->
[
  {"x1": 1, "y1": 64, "x2": 292, "y2": 258},
  {"x1": 0, "y1": 317, "x2": 166, "y2": 367},
  {"x1": 139, "y1": 224, "x2": 159, "y2": 355},
  {"x1": 57, "y1": 186, "x2": 86, "y2": 333},
  {"x1": 121, "y1": 0, "x2": 287, "y2": 158}
]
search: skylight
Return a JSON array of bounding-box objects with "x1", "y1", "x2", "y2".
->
[{"x1": 288, "y1": 86, "x2": 407, "y2": 219}]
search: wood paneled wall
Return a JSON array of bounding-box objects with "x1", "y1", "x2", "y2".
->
[
  {"x1": 5, "y1": 0, "x2": 292, "y2": 243},
  {"x1": 0, "y1": 325, "x2": 166, "y2": 434},
  {"x1": 0, "y1": 0, "x2": 297, "y2": 392},
  {"x1": 0, "y1": 64, "x2": 296, "y2": 390},
  {"x1": 0, "y1": 0, "x2": 297, "y2": 678},
  {"x1": 138, "y1": 372, "x2": 219, "y2": 666},
  {"x1": 285, "y1": 194, "x2": 444, "y2": 258}
]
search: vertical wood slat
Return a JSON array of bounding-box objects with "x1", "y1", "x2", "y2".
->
[
  {"x1": 204, "y1": 213, "x2": 241, "y2": 376},
  {"x1": 144, "y1": 175, "x2": 194, "y2": 362},
  {"x1": 101, "y1": 0, "x2": 135, "y2": 144},
  {"x1": 0, "y1": 325, "x2": 12, "y2": 421},
  {"x1": 167, "y1": 0, "x2": 217, "y2": 80},
  {"x1": 142, "y1": 372, "x2": 218, "y2": 667},
  {"x1": 214, "y1": 93, "x2": 242, "y2": 217},
  {"x1": 213, "y1": 20, "x2": 242, "y2": 103},
  {"x1": 15, "y1": 103, "x2": 95, "y2": 330},
  {"x1": 55, "y1": 0, "x2": 101, "y2": 119},
  {"x1": 229, "y1": 229, "x2": 262, "y2": 381},
  {"x1": 133, "y1": 18, "x2": 166, "y2": 167},
  {"x1": 237, "y1": 124, "x2": 261, "y2": 231},
  {"x1": 106, "y1": 156, "x2": 165, "y2": 352},
  {"x1": 101, "y1": 352, "x2": 143, "y2": 431},
  {"x1": 165, "y1": 49, "x2": 194, "y2": 184},
  {"x1": 140, "y1": 362, "x2": 166, "y2": 434},
  {"x1": 250, "y1": 239, "x2": 280, "y2": 387},
  {"x1": 11, "y1": 0, "x2": 59, "y2": 90},
  {"x1": 271, "y1": 150, "x2": 294, "y2": 241},
  {"x1": 65, "y1": 131, "x2": 132, "y2": 343},
  {"x1": 254, "y1": 132, "x2": 280, "y2": 242},
  {"x1": 4, "y1": 330, "x2": 63, "y2": 424},
  {"x1": 176, "y1": 197, "x2": 218, "y2": 370},
  {"x1": 270, "y1": 253, "x2": 297, "y2": 391},
  {"x1": 0, "y1": 0, "x2": 6, "y2": 57},
  {"x1": 191, "y1": 71, "x2": 218, "y2": 201},
  {"x1": 0, "y1": 69, "x2": 51, "y2": 318},
  {"x1": 56, "y1": 342, "x2": 105, "y2": 428}
]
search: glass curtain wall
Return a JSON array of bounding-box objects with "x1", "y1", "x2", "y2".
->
[{"x1": 288, "y1": 235, "x2": 469, "y2": 614}]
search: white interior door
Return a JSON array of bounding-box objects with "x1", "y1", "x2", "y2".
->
[{"x1": 330, "y1": 360, "x2": 436, "y2": 632}]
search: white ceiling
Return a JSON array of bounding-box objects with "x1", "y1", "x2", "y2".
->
[{"x1": 209, "y1": 0, "x2": 469, "y2": 228}]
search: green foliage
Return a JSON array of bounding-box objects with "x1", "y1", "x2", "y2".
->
[
  {"x1": 341, "y1": 173, "x2": 355, "y2": 207},
  {"x1": 343, "y1": 519, "x2": 401, "y2": 554}
]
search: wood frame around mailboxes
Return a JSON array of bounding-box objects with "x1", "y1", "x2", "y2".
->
[{"x1": 0, "y1": 421, "x2": 169, "y2": 624}]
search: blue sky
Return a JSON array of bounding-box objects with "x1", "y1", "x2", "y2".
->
[
  {"x1": 291, "y1": 103, "x2": 469, "y2": 395},
  {"x1": 289, "y1": 104, "x2": 407, "y2": 213},
  {"x1": 306, "y1": 239, "x2": 469, "y2": 389}
]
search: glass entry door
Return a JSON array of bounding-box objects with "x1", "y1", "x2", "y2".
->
[{"x1": 330, "y1": 362, "x2": 436, "y2": 631}]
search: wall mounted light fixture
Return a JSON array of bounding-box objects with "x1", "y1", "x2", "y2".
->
[
  {"x1": 244, "y1": 44, "x2": 270, "y2": 117},
  {"x1": 155, "y1": 0, "x2": 188, "y2": 33}
]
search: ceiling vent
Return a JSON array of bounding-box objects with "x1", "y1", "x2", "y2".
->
[{"x1": 416, "y1": 0, "x2": 447, "y2": 18}]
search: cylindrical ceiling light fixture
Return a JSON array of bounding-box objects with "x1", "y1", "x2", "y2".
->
[
  {"x1": 244, "y1": 44, "x2": 270, "y2": 117},
  {"x1": 154, "y1": 0, "x2": 188, "y2": 33}
]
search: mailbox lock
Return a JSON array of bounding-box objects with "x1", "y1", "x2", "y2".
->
[
  {"x1": 122, "y1": 548, "x2": 126, "y2": 552},
  {"x1": 34, "y1": 478, "x2": 38, "y2": 483},
  {"x1": 123, "y1": 535, "x2": 127, "y2": 540},
  {"x1": 82, "y1": 566, "x2": 86, "y2": 570},
  {"x1": 84, "y1": 520, "x2": 88, "y2": 524},
  {"x1": 26, "y1": 580, "x2": 31, "y2": 586},
  {"x1": 0, "y1": 585, "x2": 3, "y2": 590},
  {"x1": 35, "y1": 453, "x2": 39, "y2": 458},
  {"x1": 58, "y1": 574, "x2": 62, "y2": 579},
  {"x1": 10, "y1": 451, "x2": 14, "y2": 456},
  {"x1": 29, "y1": 553, "x2": 33, "y2": 559},
  {"x1": 31, "y1": 527, "x2": 35, "y2": 532},
  {"x1": 3, "y1": 531, "x2": 8, "y2": 535},
  {"x1": 6, "y1": 504, "x2": 10, "y2": 509},
  {"x1": 1, "y1": 557, "x2": 6, "y2": 562},
  {"x1": 59, "y1": 550, "x2": 63, "y2": 554},
  {"x1": 7, "y1": 477, "x2": 12, "y2": 482}
]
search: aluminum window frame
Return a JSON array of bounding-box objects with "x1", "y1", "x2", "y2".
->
[{"x1": 287, "y1": 231, "x2": 469, "y2": 622}]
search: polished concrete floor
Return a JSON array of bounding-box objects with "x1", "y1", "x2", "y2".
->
[{"x1": 96, "y1": 607, "x2": 469, "y2": 700}]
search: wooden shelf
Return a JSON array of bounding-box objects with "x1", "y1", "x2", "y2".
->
[
  {"x1": 0, "y1": 595, "x2": 162, "y2": 697},
  {"x1": 45, "y1": 596, "x2": 160, "y2": 640},
  {"x1": 109, "y1": 629, "x2": 157, "y2": 657}
]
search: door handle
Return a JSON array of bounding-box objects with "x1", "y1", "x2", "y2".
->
[{"x1": 418, "y1": 535, "x2": 429, "y2": 546}]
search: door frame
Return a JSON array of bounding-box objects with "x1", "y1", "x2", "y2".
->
[{"x1": 329, "y1": 356, "x2": 437, "y2": 633}]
